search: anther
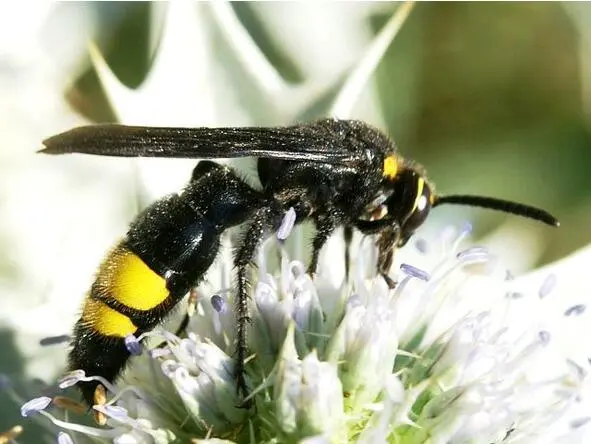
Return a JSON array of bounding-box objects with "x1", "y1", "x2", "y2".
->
[
  {"x1": 124, "y1": 334, "x2": 143, "y2": 356},
  {"x1": 20, "y1": 396, "x2": 51, "y2": 417},
  {"x1": 52, "y1": 396, "x2": 88, "y2": 415},
  {"x1": 565, "y1": 304, "x2": 586, "y2": 317},
  {"x1": 211, "y1": 294, "x2": 226, "y2": 313},
  {"x1": 277, "y1": 207, "x2": 296, "y2": 241},
  {"x1": 400, "y1": 263, "x2": 430, "y2": 281},
  {"x1": 0, "y1": 425, "x2": 23, "y2": 444},
  {"x1": 93, "y1": 385, "x2": 108, "y2": 426},
  {"x1": 39, "y1": 334, "x2": 70, "y2": 346},
  {"x1": 58, "y1": 370, "x2": 86, "y2": 389}
]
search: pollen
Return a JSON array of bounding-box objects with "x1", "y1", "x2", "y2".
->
[{"x1": 0, "y1": 425, "x2": 23, "y2": 444}]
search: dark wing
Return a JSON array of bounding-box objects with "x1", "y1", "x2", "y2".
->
[{"x1": 40, "y1": 121, "x2": 362, "y2": 164}]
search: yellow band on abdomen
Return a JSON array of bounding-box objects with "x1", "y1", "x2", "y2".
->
[
  {"x1": 99, "y1": 246, "x2": 170, "y2": 311},
  {"x1": 81, "y1": 298, "x2": 137, "y2": 337}
]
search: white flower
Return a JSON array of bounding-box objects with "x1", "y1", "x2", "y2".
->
[
  {"x1": 15, "y1": 225, "x2": 591, "y2": 443},
  {"x1": 274, "y1": 327, "x2": 346, "y2": 440},
  {"x1": 324, "y1": 276, "x2": 398, "y2": 411}
]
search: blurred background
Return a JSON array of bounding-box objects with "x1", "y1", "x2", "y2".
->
[{"x1": 1, "y1": 2, "x2": 590, "y2": 441}]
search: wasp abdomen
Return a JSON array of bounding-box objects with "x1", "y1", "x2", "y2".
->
[
  {"x1": 68, "y1": 197, "x2": 220, "y2": 405},
  {"x1": 68, "y1": 165, "x2": 266, "y2": 405},
  {"x1": 68, "y1": 242, "x2": 170, "y2": 404}
]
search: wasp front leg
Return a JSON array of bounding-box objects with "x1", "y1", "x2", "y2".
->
[
  {"x1": 376, "y1": 226, "x2": 401, "y2": 289},
  {"x1": 343, "y1": 225, "x2": 353, "y2": 280},
  {"x1": 353, "y1": 219, "x2": 400, "y2": 288},
  {"x1": 307, "y1": 209, "x2": 345, "y2": 277}
]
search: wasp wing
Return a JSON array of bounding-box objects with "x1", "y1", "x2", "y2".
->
[{"x1": 40, "y1": 121, "x2": 361, "y2": 164}]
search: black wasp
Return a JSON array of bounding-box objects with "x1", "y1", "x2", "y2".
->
[{"x1": 41, "y1": 118, "x2": 559, "y2": 407}]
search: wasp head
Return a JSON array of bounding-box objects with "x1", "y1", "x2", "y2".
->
[
  {"x1": 382, "y1": 165, "x2": 434, "y2": 246},
  {"x1": 372, "y1": 154, "x2": 558, "y2": 252},
  {"x1": 368, "y1": 158, "x2": 434, "y2": 247}
]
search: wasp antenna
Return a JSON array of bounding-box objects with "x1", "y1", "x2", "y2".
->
[{"x1": 433, "y1": 195, "x2": 559, "y2": 227}]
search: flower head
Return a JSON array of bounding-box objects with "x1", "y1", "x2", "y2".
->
[{"x1": 16, "y1": 224, "x2": 591, "y2": 443}]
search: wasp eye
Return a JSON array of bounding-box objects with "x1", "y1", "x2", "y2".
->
[{"x1": 401, "y1": 180, "x2": 432, "y2": 236}]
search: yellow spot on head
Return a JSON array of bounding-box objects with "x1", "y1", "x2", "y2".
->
[
  {"x1": 383, "y1": 155, "x2": 399, "y2": 179},
  {"x1": 100, "y1": 246, "x2": 169, "y2": 311},
  {"x1": 82, "y1": 298, "x2": 137, "y2": 337}
]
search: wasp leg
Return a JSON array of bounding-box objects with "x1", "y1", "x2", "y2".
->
[
  {"x1": 376, "y1": 227, "x2": 400, "y2": 289},
  {"x1": 307, "y1": 210, "x2": 344, "y2": 276},
  {"x1": 353, "y1": 219, "x2": 400, "y2": 288},
  {"x1": 353, "y1": 218, "x2": 394, "y2": 234},
  {"x1": 233, "y1": 206, "x2": 280, "y2": 407},
  {"x1": 343, "y1": 225, "x2": 353, "y2": 280}
]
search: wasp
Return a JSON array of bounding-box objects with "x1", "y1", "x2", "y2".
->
[{"x1": 41, "y1": 119, "x2": 559, "y2": 406}]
